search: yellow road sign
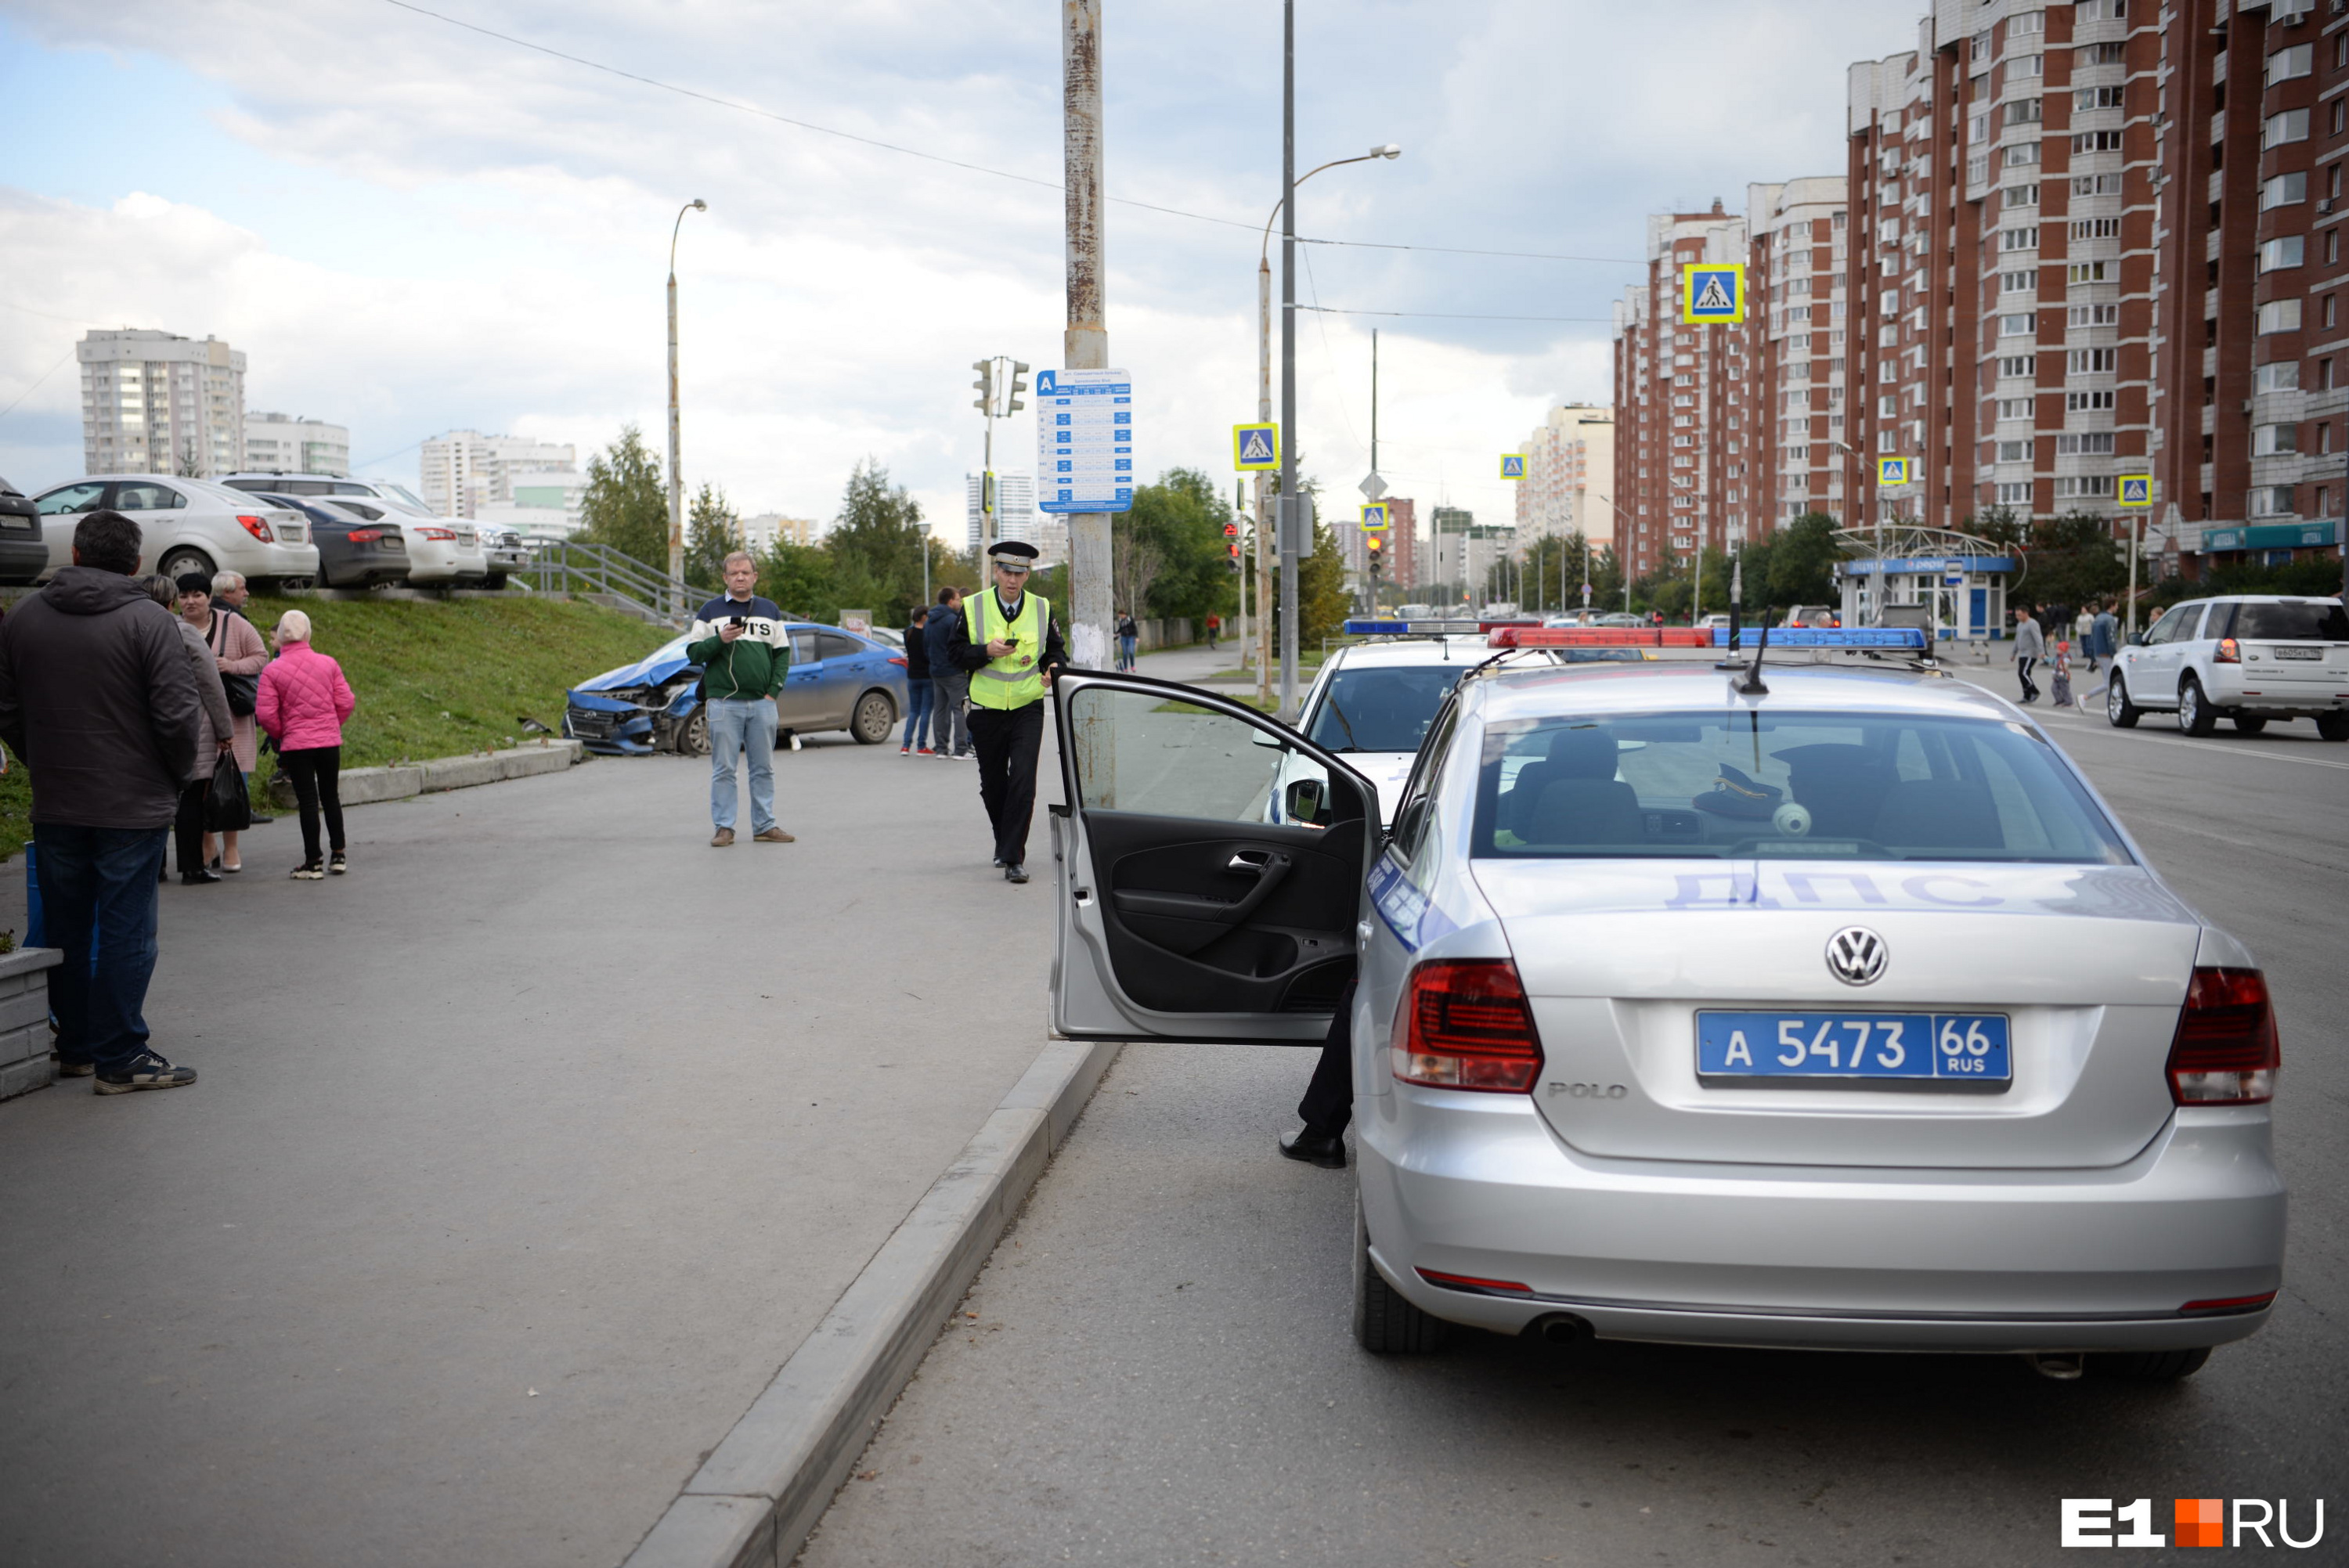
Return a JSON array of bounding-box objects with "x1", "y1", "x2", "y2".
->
[
  {"x1": 1499, "y1": 454, "x2": 1527, "y2": 480},
  {"x1": 1360, "y1": 503, "x2": 1391, "y2": 531},
  {"x1": 1680, "y1": 262, "x2": 1745, "y2": 325},
  {"x1": 1877, "y1": 456, "x2": 1914, "y2": 487},
  {"x1": 2117, "y1": 476, "x2": 2152, "y2": 507},
  {"x1": 1232, "y1": 422, "x2": 1279, "y2": 471}
]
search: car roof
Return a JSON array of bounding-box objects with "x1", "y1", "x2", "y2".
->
[
  {"x1": 2172, "y1": 593, "x2": 2344, "y2": 604},
  {"x1": 1326, "y1": 636, "x2": 1492, "y2": 669},
  {"x1": 1470, "y1": 661, "x2": 2019, "y2": 723}
]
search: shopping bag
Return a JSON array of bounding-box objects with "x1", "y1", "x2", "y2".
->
[{"x1": 205, "y1": 752, "x2": 252, "y2": 832}]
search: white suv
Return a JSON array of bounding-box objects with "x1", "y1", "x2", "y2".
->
[{"x1": 2107, "y1": 594, "x2": 2349, "y2": 741}]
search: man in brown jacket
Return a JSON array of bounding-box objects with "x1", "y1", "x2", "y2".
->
[{"x1": 0, "y1": 511, "x2": 201, "y2": 1092}]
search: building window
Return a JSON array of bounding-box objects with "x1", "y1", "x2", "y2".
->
[
  {"x1": 2004, "y1": 143, "x2": 2041, "y2": 167},
  {"x1": 2004, "y1": 99, "x2": 2044, "y2": 127},
  {"x1": 2254, "y1": 362, "x2": 2301, "y2": 392},
  {"x1": 2011, "y1": 53, "x2": 2044, "y2": 78},
  {"x1": 2001, "y1": 269, "x2": 2036, "y2": 293},
  {"x1": 2253, "y1": 423, "x2": 2300, "y2": 456},
  {"x1": 2259, "y1": 236, "x2": 2307, "y2": 272},
  {"x1": 1998, "y1": 440, "x2": 2033, "y2": 461},
  {"x1": 2247, "y1": 485, "x2": 2297, "y2": 517},
  {"x1": 2001, "y1": 226, "x2": 2041, "y2": 251},
  {"x1": 2069, "y1": 218, "x2": 2123, "y2": 241},
  {"x1": 2055, "y1": 476, "x2": 2116, "y2": 499},
  {"x1": 2073, "y1": 85, "x2": 2124, "y2": 111},
  {"x1": 2080, "y1": 41, "x2": 2126, "y2": 66},
  {"x1": 1997, "y1": 482, "x2": 2034, "y2": 505},
  {"x1": 2067, "y1": 348, "x2": 2118, "y2": 375},
  {"x1": 2000, "y1": 355, "x2": 2038, "y2": 378},
  {"x1": 1998, "y1": 398, "x2": 2035, "y2": 419},
  {"x1": 2266, "y1": 44, "x2": 2314, "y2": 85},
  {"x1": 2066, "y1": 390, "x2": 2118, "y2": 411},
  {"x1": 2005, "y1": 182, "x2": 2042, "y2": 207},
  {"x1": 2333, "y1": 231, "x2": 2342, "y2": 266},
  {"x1": 2066, "y1": 261, "x2": 2113, "y2": 285},
  {"x1": 2071, "y1": 131, "x2": 2124, "y2": 153},
  {"x1": 2056, "y1": 432, "x2": 2117, "y2": 455},
  {"x1": 2261, "y1": 172, "x2": 2308, "y2": 210},
  {"x1": 2067, "y1": 303, "x2": 2120, "y2": 326},
  {"x1": 2334, "y1": 100, "x2": 2347, "y2": 137},
  {"x1": 2000, "y1": 312, "x2": 2037, "y2": 336},
  {"x1": 2264, "y1": 110, "x2": 2311, "y2": 149},
  {"x1": 2257, "y1": 299, "x2": 2304, "y2": 333},
  {"x1": 2009, "y1": 10, "x2": 2044, "y2": 38},
  {"x1": 2071, "y1": 174, "x2": 2122, "y2": 197}
]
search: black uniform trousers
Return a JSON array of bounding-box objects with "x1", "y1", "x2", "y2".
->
[
  {"x1": 1297, "y1": 977, "x2": 1358, "y2": 1137},
  {"x1": 967, "y1": 699, "x2": 1045, "y2": 867}
]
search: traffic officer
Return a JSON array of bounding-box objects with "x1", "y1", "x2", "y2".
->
[{"x1": 946, "y1": 539, "x2": 1066, "y2": 883}]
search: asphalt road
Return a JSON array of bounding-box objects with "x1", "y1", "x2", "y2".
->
[
  {"x1": 800, "y1": 679, "x2": 2349, "y2": 1568},
  {"x1": 0, "y1": 723, "x2": 1060, "y2": 1568}
]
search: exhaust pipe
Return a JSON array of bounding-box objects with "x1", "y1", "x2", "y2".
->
[
  {"x1": 1527, "y1": 1313, "x2": 1590, "y2": 1346},
  {"x1": 2026, "y1": 1351, "x2": 2086, "y2": 1381}
]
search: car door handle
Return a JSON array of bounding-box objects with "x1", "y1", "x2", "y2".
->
[{"x1": 1228, "y1": 850, "x2": 1273, "y2": 873}]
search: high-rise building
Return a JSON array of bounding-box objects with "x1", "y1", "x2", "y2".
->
[
  {"x1": 1428, "y1": 505, "x2": 1517, "y2": 601},
  {"x1": 1515, "y1": 405, "x2": 1617, "y2": 546},
  {"x1": 1385, "y1": 497, "x2": 1419, "y2": 589},
  {"x1": 78, "y1": 330, "x2": 245, "y2": 479},
  {"x1": 1746, "y1": 178, "x2": 1851, "y2": 536},
  {"x1": 243, "y1": 412, "x2": 350, "y2": 477},
  {"x1": 419, "y1": 431, "x2": 579, "y2": 518},
  {"x1": 1611, "y1": 203, "x2": 1752, "y2": 582},
  {"x1": 741, "y1": 514, "x2": 818, "y2": 553}
]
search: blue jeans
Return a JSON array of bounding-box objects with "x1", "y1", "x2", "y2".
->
[
  {"x1": 901, "y1": 677, "x2": 935, "y2": 747},
  {"x1": 33, "y1": 824, "x2": 167, "y2": 1073},
  {"x1": 706, "y1": 697, "x2": 778, "y2": 834},
  {"x1": 1118, "y1": 635, "x2": 1137, "y2": 670}
]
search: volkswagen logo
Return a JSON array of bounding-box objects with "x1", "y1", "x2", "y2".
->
[{"x1": 1826, "y1": 927, "x2": 1887, "y2": 986}]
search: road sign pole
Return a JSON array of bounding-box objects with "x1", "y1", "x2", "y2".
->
[
  {"x1": 1277, "y1": 0, "x2": 1300, "y2": 723},
  {"x1": 1063, "y1": 0, "x2": 1112, "y2": 672},
  {"x1": 1256, "y1": 261, "x2": 1273, "y2": 705}
]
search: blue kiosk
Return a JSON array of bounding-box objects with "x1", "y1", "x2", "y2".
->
[{"x1": 1833, "y1": 526, "x2": 2019, "y2": 643}]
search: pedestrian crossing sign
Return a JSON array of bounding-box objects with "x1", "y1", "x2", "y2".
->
[
  {"x1": 1500, "y1": 454, "x2": 1528, "y2": 480},
  {"x1": 1232, "y1": 421, "x2": 1279, "y2": 471},
  {"x1": 2118, "y1": 475, "x2": 2152, "y2": 506},
  {"x1": 1877, "y1": 456, "x2": 1914, "y2": 487},
  {"x1": 1680, "y1": 261, "x2": 1745, "y2": 324},
  {"x1": 1360, "y1": 503, "x2": 1391, "y2": 532}
]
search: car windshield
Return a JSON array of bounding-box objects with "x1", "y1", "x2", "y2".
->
[
  {"x1": 2235, "y1": 600, "x2": 2348, "y2": 642},
  {"x1": 1472, "y1": 710, "x2": 2132, "y2": 863},
  {"x1": 372, "y1": 483, "x2": 434, "y2": 515},
  {"x1": 1305, "y1": 664, "x2": 1463, "y2": 753}
]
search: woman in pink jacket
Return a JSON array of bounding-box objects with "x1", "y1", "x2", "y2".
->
[{"x1": 255, "y1": 609, "x2": 357, "y2": 880}]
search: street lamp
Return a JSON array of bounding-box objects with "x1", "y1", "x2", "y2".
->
[
  {"x1": 1592, "y1": 492, "x2": 1634, "y2": 612},
  {"x1": 1258, "y1": 128, "x2": 1401, "y2": 715},
  {"x1": 667, "y1": 197, "x2": 707, "y2": 616}
]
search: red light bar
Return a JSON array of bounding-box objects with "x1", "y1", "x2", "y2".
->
[{"x1": 1488, "y1": 627, "x2": 1711, "y2": 649}]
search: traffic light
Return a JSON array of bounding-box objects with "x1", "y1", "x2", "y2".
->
[
  {"x1": 1366, "y1": 534, "x2": 1384, "y2": 563},
  {"x1": 1228, "y1": 540, "x2": 1241, "y2": 570},
  {"x1": 972, "y1": 359, "x2": 993, "y2": 413},
  {"x1": 1006, "y1": 360, "x2": 1030, "y2": 415}
]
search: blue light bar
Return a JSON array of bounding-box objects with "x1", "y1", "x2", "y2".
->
[
  {"x1": 1343, "y1": 618, "x2": 1483, "y2": 635},
  {"x1": 1709, "y1": 626, "x2": 1928, "y2": 650}
]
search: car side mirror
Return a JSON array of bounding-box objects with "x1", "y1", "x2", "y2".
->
[
  {"x1": 1284, "y1": 777, "x2": 1326, "y2": 825},
  {"x1": 1249, "y1": 729, "x2": 1286, "y2": 749},
  {"x1": 2127, "y1": 633, "x2": 2147, "y2": 647}
]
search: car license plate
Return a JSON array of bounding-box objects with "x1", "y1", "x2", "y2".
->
[
  {"x1": 1697, "y1": 1011, "x2": 2011, "y2": 1083},
  {"x1": 2273, "y1": 646, "x2": 2322, "y2": 661}
]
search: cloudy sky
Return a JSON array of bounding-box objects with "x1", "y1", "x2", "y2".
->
[{"x1": 0, "y1": 0, "x2": 1921, "y2": 539}]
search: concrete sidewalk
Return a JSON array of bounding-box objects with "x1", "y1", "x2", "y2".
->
[{"x1": 0, "y1": 732, "x2": 1062, "y2": 1567}]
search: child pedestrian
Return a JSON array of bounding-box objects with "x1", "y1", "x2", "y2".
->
[{"x1": 2051, "y1": 638, "x2": 2073, "y2": 708}]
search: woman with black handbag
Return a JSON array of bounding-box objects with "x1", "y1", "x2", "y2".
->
[
  {"x1": 182, "y1": 572, "x2": 265, "y2": 872},
  {"x1": 142, "y1": 575, "x2": 236, "y2": 885}
]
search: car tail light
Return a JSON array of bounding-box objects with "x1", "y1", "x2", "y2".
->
[
  {"x1": 2166, "y1": 966, "x2": 2279, "y2": 1105},
  {"x1": 2180, "y1": 1291, "x2": 2277, "y2": 1314},
  {"x1": 1391, "y1": 958, "x2": 1543, "y2": 1093},
  {"x1": 888, "y1": 656, "x2": 907, "y2": 667},
  {"x1": 235, "y1": 514, "x2": 272, "y2": 542},
  {"x1": 415, "y1": 526, "x2": 456, "y2": 542},
  {"x1": 2215, "y1": 636, "x2": 2242, "y2": 664},
  {"x1": 345, "y1": 528, "x2": 382, "y2": 544},
  {"x1": 1416, "y1": 1267, "x2": 1533, "y2": 1296}
]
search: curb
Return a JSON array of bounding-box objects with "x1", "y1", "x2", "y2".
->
[
  {"x1": 618, "y1": 1036, "x2": 1123, "y2": 1568},
  {"x1": 267, "y1": 739, "x2": 583, "y2": 809}
]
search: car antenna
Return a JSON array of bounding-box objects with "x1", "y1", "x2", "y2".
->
[{"x1": 1734, "y1": 610, "x2": 1771, "y2": 697}]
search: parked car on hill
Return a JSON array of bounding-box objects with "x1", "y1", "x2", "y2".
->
[
  {"x1": 251, "y1": 493, "x2": 411, "y2": 589},
  {"x1": 30, "y1": 474, "x2": 319, "y2": 588},
  {"x1": 305, "y1": 497, "x2": 471, "y2": 586},
  {"x1": 0, "y1": 476, "x2": 49, "y2": 585},
  {"x1": 220, "y1": 473, "x2": 491, "y2": 585},
  {"x1": 565, "y1": 622, "x2": 909, "y2": 755}
]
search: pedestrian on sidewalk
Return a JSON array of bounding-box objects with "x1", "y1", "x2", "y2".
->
[
  {"x1": 256, "y1": 608, "x2": 356, "y2": 879},
  {"x1": 1206, "y1": 612, "x2": 1220, "y2": 652},
  {"x1": 1116, "y1": 610, "x2": 1138, "y2": 672},
  {"x1": 900, "y1": 603, "x2": 934, "y2": 754},
  {"x1": 2012, "y1": 604, "x2": 2044, "y2": 705},
  {"x1": 926, "y1": 586, "x2": 972, "y2": 759},
  {"x1": 687, "y1": 552, "x2": 792, "y2": 846},
  {"x1": 193, "y1": 575, "x2": 267, "y2": 871},
  {"x1": 0, "y1": 510, "x2": 200, "y2": 1093},
  {"x1": 143, "y1": 575, "x2": 235, "y2": 885},
  {"x1": 948, "y1": 539, "x2": 1066, "y2": 883}
]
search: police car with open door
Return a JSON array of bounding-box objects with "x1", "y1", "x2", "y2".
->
[{"x1": 1048, "y1": 625, "x2": 2286, "y2": 1378}]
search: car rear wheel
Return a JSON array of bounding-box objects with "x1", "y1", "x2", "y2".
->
[
  {"x1": 2091, "y1": 1346, "x2": 2211, "y2": 1381},
  {"x1": 156, "y1": 546, "x2": 217, "y2": 585},
  {"x1": 2318, "y1": 712, "x2": 2349, "y2": 742},
  {"x1": 2232, "y1": 714, "x2": 2268, "y2": 735},
  {"x1": 2178, "y1": 676, "x2": 2216, "y2": 737},
  {"x1": 1351, "y1": 1197, "x2": 1446, "y2": 1355},
  {"x1": 482, "y1": 573, "x2": 507, "y2": 591},
  {"x1": 2105, "y1": 673, "x2": 2141, "y2": 728},
  {"x1": 674, "y1": 708, "x2": 709, "y2": 758},
  {"x1": 850, "y1": 690, "x2": 895, "y2": 745}
]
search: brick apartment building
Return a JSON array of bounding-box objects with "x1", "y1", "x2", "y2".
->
[
  {"x1": 1340, "y1": 496, "x2": 1416, "y2": 590},
  {"x1": 1612, "y1": 0, "x2": 2347, "y2": 591}
]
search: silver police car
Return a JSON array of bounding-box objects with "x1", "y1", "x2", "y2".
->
[{"x1": 1047, "y1": 637, "x2": 2286, "y2": 1379}]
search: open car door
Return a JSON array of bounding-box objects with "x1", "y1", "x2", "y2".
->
[{"x1": 1050, "y1": 671, "x2": 1379, "y2": 1044}]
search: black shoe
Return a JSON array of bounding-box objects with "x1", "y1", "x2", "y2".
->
[
  {"x1": 1004, "y1": 863, "x2": 1030, "y2": 883},
  {"x1": 94, "y1": 1051, "x2": 197, "y2": 1095},
  {"x1": 1279, "y1": 1127, "x2": 1347, "y2": 1169},
  {"x1": 328, "y1": 852, "x2": 347, "y2": 874},
  {"x1": 179, "y1": 869, "x2": 223, "y2": 885},
  {"x1": 992, "y1": 856, "x2": 1005, "y2": 868},
  {"x1": 248, "y1": 813, "x2": 276, "y2": 824}
]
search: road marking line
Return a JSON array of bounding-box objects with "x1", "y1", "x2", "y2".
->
[{"x1": 2035, "y1": 712, "x2": 2349, "y2": 771}]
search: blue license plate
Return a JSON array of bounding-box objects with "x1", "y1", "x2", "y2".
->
[{"x1": 1697, "y1": 1011, "x2": 2011, "y2": 1083}]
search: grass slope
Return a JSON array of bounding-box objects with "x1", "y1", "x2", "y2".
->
[{"x1": 0, "y1": 594, "x2": 671, "y2": 860}]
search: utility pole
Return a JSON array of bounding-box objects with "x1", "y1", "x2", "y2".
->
[
  {"x1": 1277, "y1": 0, "x2": 1300, "y2": 720},
  {"x1": 1368, "y1": 329, "x2": 1380, "y2": 615},
  {"x1": 666, "y1": 197, "x2": 705, "y2": 618},
  {"x1": 1063, "y1": 0, "x2": 1111, "y2": 670},
  {"x1": 1256, "y1": 244, "x2": 1274, "y2": 706}
]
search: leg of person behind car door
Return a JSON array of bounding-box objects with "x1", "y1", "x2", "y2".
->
[{"x1": 1282, "y1": 977, "x2": 1355, "y2": 1169}]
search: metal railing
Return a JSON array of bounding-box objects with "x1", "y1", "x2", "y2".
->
[{"x1": 518, "y1": 535, "x2": 698, "y2": 627}]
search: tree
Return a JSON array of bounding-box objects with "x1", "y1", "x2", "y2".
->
[
  {"x1": 579, "y1": 425, "x2": 668, "y2": 572},
  {"x1": 824, "y1": 459, "x2": 928, "y2": 625},
  {"x1": 756, "y1": 541, "x2": 833, "y2": 620},
  {"x1": 2012, "y1": 510, "x2": 2126, "y2": 613},
  {"x1": 1118, "y1": 468, "x2": 1233, "y2": 625},
  {"x1": 683, "y1": 482, "x2": 742, "y2": 591},
  {"x1": 1294, "y1": 514, "x2": 1350, "y2": 644},
  {"x1": 1767, "y1": 511, "x2": 1843, "y2": 607}
]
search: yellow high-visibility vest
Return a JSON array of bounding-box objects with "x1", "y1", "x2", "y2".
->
[{"x1": 966, "y1": 590, "x2": 1049, "y2": 710}]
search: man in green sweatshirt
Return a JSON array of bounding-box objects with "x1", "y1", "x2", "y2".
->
[{"x1": 687, "y1": 552, "x2": 792, "y2": 845}]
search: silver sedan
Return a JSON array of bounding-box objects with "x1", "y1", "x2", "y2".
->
[{"x1": 1047, "y1": 654, "x2": 2286, "y2": 1380}]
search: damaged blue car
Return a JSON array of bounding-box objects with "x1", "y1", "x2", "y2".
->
[{"x1": 565, "y1": 622, "x2": 909, "y2": 755}]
